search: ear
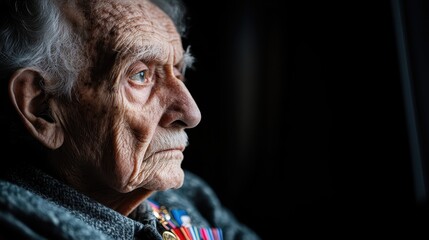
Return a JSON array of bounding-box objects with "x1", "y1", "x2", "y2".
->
[{"x1": 8, "y1": 69, "x2": 64, "y2": 149}]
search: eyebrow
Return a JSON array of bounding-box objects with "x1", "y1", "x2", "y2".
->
[
  {"x1": 181, "y1": 45, "x2": 195, "y2": 76},
  {"x1": 122, "y1": 43, "x2": 195, "y2": 76},
  {"x1": 125, "y1": 43, "x2": 167, "y2": 64},
  {"x1": 123, "y1": 44, "x2": 195, "y2": 76}
]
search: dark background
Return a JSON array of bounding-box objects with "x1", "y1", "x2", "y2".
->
[{"x1": 181, "y1": 0, "x2": 429, "y2": 238}]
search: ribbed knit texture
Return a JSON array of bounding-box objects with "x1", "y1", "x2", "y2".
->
[{"x1": 0, "y1": 164, "x2": 261, "y2": 240}]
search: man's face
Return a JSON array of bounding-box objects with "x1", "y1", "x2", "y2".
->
[{"x1": 56, "y1": 0, "x2": 201, "y2": 193}]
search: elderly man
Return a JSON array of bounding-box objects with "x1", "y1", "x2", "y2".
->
[{"x1": 0, "y1": 0, "x2": 261, "y2": 239}]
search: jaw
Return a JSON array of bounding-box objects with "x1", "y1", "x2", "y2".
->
[
  {"x1": 127, "y1": 154, "x2": 185, "y2": 191},
  {"x1": 86, "y1": 182, "x2": 155, "y2": 216}
]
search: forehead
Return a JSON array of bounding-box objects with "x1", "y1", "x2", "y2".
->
[{"x1": 88, "y1": 0, "x2": 182, "y2": 62}]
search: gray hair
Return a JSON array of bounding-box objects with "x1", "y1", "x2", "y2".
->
[
  {"x1": 0, "y1": 0, "x2": 188, "y2": 99},
  {"x1": 0, "y1": 0, "x2": 85, "y2": 99}
]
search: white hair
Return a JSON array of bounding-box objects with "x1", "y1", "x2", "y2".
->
[{"x1": 0, "y1": 0, "x2": 85, "y2": 99}]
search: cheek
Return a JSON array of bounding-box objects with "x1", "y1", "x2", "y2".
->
[
  {"x1": 121, "y1": 82, "x2": 165, "y2": 143},
  {"x1": 62, "y1": 92, "x2": 113, "y2": 161},
  {"x1": 123, "y1": 83, "x2": 151, "y2": 105},
  {"x1": 125, "y1": 100, "x2": 162, "y2": 141},
  {"x1": 108, "y1": 93, "x2": 163, "y2": 191}
]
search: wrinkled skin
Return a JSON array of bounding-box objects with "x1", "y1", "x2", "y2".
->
[{"x1": 48, "y1": 0, "x2": 201, "y2": 215}]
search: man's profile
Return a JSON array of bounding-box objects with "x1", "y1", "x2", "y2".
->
[{"x1": 0, "y1": 0, "x2": 261, "y2": 239}]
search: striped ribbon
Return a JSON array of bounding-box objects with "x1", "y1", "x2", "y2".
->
[{"x1": 148, "y1": 199, "x2": 223, "y2": 240}]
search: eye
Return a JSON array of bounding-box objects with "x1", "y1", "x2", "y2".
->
[
  {"x1": 130, "y1": 70, "x2": 148, "y2": 84},
  {"x1": 128, "y1": 62, "x2": 154, "y2": 86}
]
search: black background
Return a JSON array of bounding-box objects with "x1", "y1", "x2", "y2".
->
[{"x1": 181, "y1": 0, "x2": 428, "y2": 238}]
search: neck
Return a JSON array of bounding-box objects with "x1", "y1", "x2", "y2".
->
[{"x1": 87, "y1": 187, "x2": 154, "y2": 216}]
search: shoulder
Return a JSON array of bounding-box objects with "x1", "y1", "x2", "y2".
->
[{"x1": 0, "y1": 179, "x2": 109, "y2": 240}]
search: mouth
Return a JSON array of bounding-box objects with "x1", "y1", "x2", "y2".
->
[
  {"x1": 156, "y1": 146, "x2": 185, "y2": 154},
  {"x1": 143, "y1": 146, "x2": 186, "y2": 161}
]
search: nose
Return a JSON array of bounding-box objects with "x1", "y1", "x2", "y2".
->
[{"x1": 159, "y1": 82, "x2": 201, "y2": 129}]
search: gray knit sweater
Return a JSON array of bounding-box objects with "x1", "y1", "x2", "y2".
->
[{"x1": 0, "y1": 164, "x2": 261, "y2": 240}]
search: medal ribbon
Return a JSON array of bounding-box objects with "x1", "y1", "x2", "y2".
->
[{"x1": 148, "y1": 199, "x2": 223, "y2": 240}]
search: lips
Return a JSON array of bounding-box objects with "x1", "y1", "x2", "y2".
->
[
  {"x1": 156, "y1": 146, "x2": 185, "y2": 153},
  {"x1": 152, "y1": 148, "x2": 184, "y2": 161},
  {"x1": 143, "y1": 146, "x2": 185, "y2": 161}
]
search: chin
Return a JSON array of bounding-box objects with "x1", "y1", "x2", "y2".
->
[
  {"x1": 128, "y1": 165, "x2": 185, "y2": 192},
  {"x1": 153, "y1": 167, "x2": 185, "y2": 191}
]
